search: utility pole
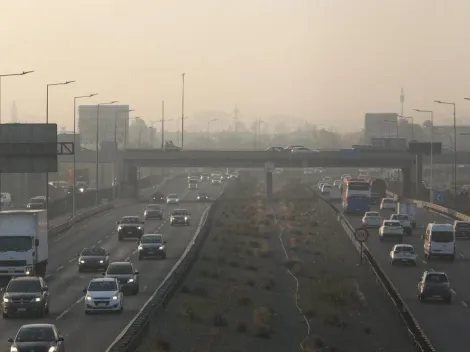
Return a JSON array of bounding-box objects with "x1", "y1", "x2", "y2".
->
[
  {"x1": 181, "y1": 73, "x2": 185, "y2": 148},
  {"x1": 161, "y1": 101, "x2": 165, "y2": 149}
]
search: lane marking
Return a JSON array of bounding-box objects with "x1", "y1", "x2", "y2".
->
[
  {"x1": 69, "y1": 258, "x2": 75, "y2": 263},
  {"x1": 56, "y1": 296, "x2": 84, "y2": 320},
  {"x1": 451, "y1": 288, "x2": 457, "y2": 295},
  {"x1": 461, "y1": 301, "x2": 468, "y2": 308},
  {"x1": 56, "y1": 266, "x2": 64, "y2": 272},
  {"x1": 353, "y1": 280, "x2": 368, "y2": 307}
]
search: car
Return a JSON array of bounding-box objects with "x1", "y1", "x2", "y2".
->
[
  {"x1": 144, "y1": 204, "x2": 164, "y2": 220},
  {"x1": 1, "y1": 192, "x2": 12, "y2": 207},
  {"x1": 78, "y1": 247, "x2": 110, "y2": 272},
  {"x1": 26, "y1": 196, "x2": 46, "y2": 209},
  {"x1": 273, "y1": 168, "x2": 283, "y2": 174},
  {"x1": 266, "y1": 147, "x2": 285, "y2": 152},
  {"x1": 333, "y1": 179, "x2": 342, "y2": 187},
  {"x1": 1, "y1": 276, "x2": 50, "y2": 318},
  {"x1": 197, "y1": 192, "x2": 210, "y2": 201},
  {"x1": 320, "y1": 184, "x2": 332, "y2": 195},
  {"x1": 453, "y1": 220, "x2": 470, "y2": 240},
  {"x1": 138, "y1": 234, "x2": 167, "y2": 260},
  {"x1": 83, "y1": 277, "x2": 123, "y2": 314},
  {"x1": 200, "y1": 173, "x2": 210, "y2": 181},
  {"x1": 150, "y1": 191, "x2": 166, "y2": 204},
  {"x1": 170, "y1": 209, "x2": 191, "y2": 226},
  {"x1": 188, "y1": 180, "x2": 199, "y2": 190},
  {"x1": 417, "y1": 270, "x2": 451, "y2": 303},
  {"x1": 303, "y1": 168, "x2": 315, "y2": 175},
  {"x1": 164, "y1": 140, "x2": 181, "y2": 151},
  {"x1": 291, "y1": 147, "x2": 311, "y2": 153},
  {"x1": 362, "y1": 211, "x2": 382, "y2": 227},
  {"x1": 211, "y1": 177, "x2": 222, "y2": 185},
  {"x1": 229, "y1": 172, "x2": 239, "y2": 179},
  {"x1": 317, "y1": 182, "x2": 324, "y2": 190},
  {"x1": 104, "y1": 262, "x2": 139, "y2": 295},
  {"x1": 284, "y1": 145, "x2": 305, "y2": 151},
  {"x1": 8, "y1": 324, "x2": 65, "y2": 352},
  {"x1": 379, "y1": 220, "x2": 404, "y2": 242},
  {"x1": 116, "y1": 216, "x2": 145, "y2": 241},
  {"x1": 380, "y1": 197, "x2": 396, "y2": 210},
  {"x1": 322, "y1": 176, "x2": 333, "y2": 183},
  {"x1": 389, "y1": 244, "x2": 418, "y2": 265},
  {"x1": 166, "y1": 193, "x2": 180, "y2": 204},
  {"x1": 390, "y1": 214, "x2": 412, "y2": 235}
]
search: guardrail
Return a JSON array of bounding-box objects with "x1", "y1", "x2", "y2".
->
[
  {"x1": 312, "y1": 187, "x2": 436, "y2": 352},
  {"x1": 386, "y1": 190, "x2": 470, "y2": 222},
  {"x1": 105, "y1": 194, "x2": 221, "y2": 352}
]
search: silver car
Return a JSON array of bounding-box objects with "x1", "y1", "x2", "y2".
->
[
  {"x1": 166, "y1": 193, "x2": 180, "y2": 204},
  {"x1": 83, "y1": 277, "x2": 123, "y2": 314},
  {"x1": 138, "y1": 234, "x2": 167, "y2": 260},
  {"x1": 104, "y1": 262, "x2": 139, "y2": 295}
]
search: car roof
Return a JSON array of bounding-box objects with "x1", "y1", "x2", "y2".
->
[
  {"x1": 428, "y1": 223, "x2": 453, "y2": 231},
  {"x1": 424, "y1": 270, "x2": 447, "y2": 276},
  {"x1": 90, "y1": 277, "x2": 117, "y2": 283},
  {"x1": 167, "y1": 193, "x2": 177, "y2": 196},
  {"x1": 19, "y1": 323, "x2": 56, "y2": 329},
  {"x1": 365, "y1": 211, "x2": 379, "y2": 215},
  {"x1": 142, "y1": 233, "x2": 163, "y2": 238},
  {"x1": 172, "y1": 208, "x2": 188, "y2": 212},
  {"x1": 108, "y1": 261, "x2": 132, "y2": 267},
  {"x1": 147, "y1": 204, "x2": 161, "y2": 207},
  {"x1": 394, "y1": 244, "x2": 413, "y2": 248},
  {"x1": 10, "y1": 276, "x2": 40, "y2": 282},
  {"x1": 122, "y1": 216, "x2": 139, "y2": 219},
  {"x1": 385, "y1": 220, "x2": 401, "y2": 223}
]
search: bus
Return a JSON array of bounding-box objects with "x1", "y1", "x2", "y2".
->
[{"x1": 342, "y1": 178, "x2": 371, "y2": 202}]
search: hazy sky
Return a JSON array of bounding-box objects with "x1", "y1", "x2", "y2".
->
[{"x1": 1, "y1": 0, "x2": 470, "y2": 132}]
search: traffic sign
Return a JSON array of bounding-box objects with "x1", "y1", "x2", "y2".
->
[{"x1": 354, "y1": 228, "x2": 369, "y2": 242}]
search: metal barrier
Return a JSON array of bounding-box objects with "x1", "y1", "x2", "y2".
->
[
  {"x1": 313, "y1": 187, "x2": 436, "y2": 352},
  {"x1": 105, "y1": 196, "x2": 220, "y2": 352}
]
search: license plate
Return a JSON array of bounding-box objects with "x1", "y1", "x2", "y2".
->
[
  {"x1": 8, "y1": 268, "x2": 15, "y2": 273},
  {"x1": 98, "y1": 303, "x2": 107, "y2": 306},
  {"x1": 128, "y1": 231, "x2": 133, "y2": 234},
  {"x1": 17, "y1": 308, "x2": 26, "y2": 312}
]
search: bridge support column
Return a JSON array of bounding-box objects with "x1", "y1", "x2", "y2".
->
[
  {"x1": 266, "y1": 171, "x2": 273, "y2": 197},
  {"x1": 401, "y1": 167, "x2": 412, "y2": 198},
  {"x1": 127, "y1": 165, "x2": 138, "y2": 198},
  {"x1": 414, "y1": 154, "x2": 423, "y2": 199}
]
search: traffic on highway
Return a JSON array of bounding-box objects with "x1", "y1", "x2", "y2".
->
[{"x1": 0, "y1": 173, "x2": 230, "y2": 352}]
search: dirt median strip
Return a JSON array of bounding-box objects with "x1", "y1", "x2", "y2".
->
[{"x1": 135, "y1": 178, "x2": 415, "y2": 352}]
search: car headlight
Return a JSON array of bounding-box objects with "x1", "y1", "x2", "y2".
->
[
  {"x1": 86, "y1": 296, "x2": 92, "y2": 301},
  {"x1": 48, "y1": 347, "x2": 58, "y2": 352},
  {"x1": 24, "y1": 267, "x2": 32, "y2": 275},
  {"x1": 144, "y1": 211, "x2": 147, "y2": 215},
  {"x1": 159, "y1": 246, "x2": 165, "y2": 250},
  {"x1": 138, "y1": 245, "x2": 143, "y2": 250},
  {"x1": 35, "y1": 297, "x2": 42, "y2": 302},
  {"x1": 79, "y1": 188, "x2": 84, "y2": 192},
  {"x1": 3, "y1": 297, "x2": 9, "y2": 302},
  {"x1": 137, "y1": 226, "x2": 142, "y2": 230},
  {"x1": 99, "y1": 260, "x2": 104, "y2": 264},
  {"x1": 80, "y1": 260, "x2": 85, "y2": 264},
  {"x1": 128, "y1": 278, "x2": 134, "y2": 283},
  {"x1": 184, "y1": 216, "x2": 188, "y2": 220},
  {"x1": 10, "y1": 347, "x2": 18, "y2": 352},
  {"x1": 112, "y1": 295, "x2": 118, "y2": 300},
  {"x1": 118, "y1": 226, "x2": 122, "y2": 230}
]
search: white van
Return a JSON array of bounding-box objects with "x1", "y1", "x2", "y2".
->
[{"x1": 424, "y1": 223, "x2": 455, "y2": 261}]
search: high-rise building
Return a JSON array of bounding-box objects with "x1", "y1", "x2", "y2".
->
[{"x1": 78, "y1": 105, "x2": 130, "y2": 150}]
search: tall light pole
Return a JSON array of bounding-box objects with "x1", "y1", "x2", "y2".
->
[
  {"x1": 257, "y1": 120, "x2": 264, "y2": 150},
  {"x1": 114, "y1": 109, "x2": 133, "y2": 201},
  {"x1": 434, "y1": 100, "x2": 457, "y2": 200},
  {"x1": 95, "y1": 101, "x2": 118, "y2": 205},
  {"x1": 73, "y1": 93, "x2": 98, "y2": 217},
  {"x1": 45, "y1": 80, "x2": 75, "y2": 225},
  {"x1": 398, "y1": 115, "x2": 414, "y2": 140},
  {"x1": 0, "y1": 70, "x2": 34, "y2": 123},
  {"x1": 181, "y1": 73, "x2": 185, "y2": 148},
  {"x1": 413, "y1": 109, "x2": 434, "y2": 199}
]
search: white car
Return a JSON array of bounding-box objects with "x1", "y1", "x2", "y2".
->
[
  {"x1": 379, "y1": 220, "x2": 404, "y2": 241},
  {"x1": 291, "y1": 147, "x2": 311, "y2": 153},
  {"x1": 83, "y1": 278, "x2": 123, "y2": 314},
  {"x1": 317, "y1": 182, "x2": 324, "y2": 190},
  {"x1": 320, "y1": 184, "x2": 332, "y2": 195},
  {"x1": 322, "y1": 176, "x2": 333, "y2": 183},
  {"x1": 211, "y1": 177, "x2": 222, "y2": 185},
  {"x1": 362, "y1": 211, "x2": 382, "y2": 227},
  {"x1": 390, "y1": 214, "x2": 412, "y2": 235},
  {"x1": 166, "y1": 194, "x2": 180, "y2": 204},
  {"x1": 380, "y1": 198, "x2": 396, "y2": 210},
  {"x1": 0, "y1": 192, "x2": 11, "y2": 207},
  {"x1": 389, "y1": 244, "x2": 417, "y2": 265}
]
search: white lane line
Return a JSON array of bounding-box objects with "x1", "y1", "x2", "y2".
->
[
  {"x1": 353, "y1": 280, "x2": 367, "y2": 307},
  {"x1": 421, "y1": 260, "x2": 427, "y2": 265},
  {"x1": 56, "y1": 265, "x2": 64, "y2": 272},
  {"x1": 69, "y1": 258, "x2": 75, "y2": 263},
  {"x1": 461, "y1": 301, "x2": 468, "y2": 308},
  {"x1": 56, "y1": 296, "x2": 84, "y2": 320},
  {"x1": 97, "y1": 239, "x2": 103, "y2": 244},
  {"x1": 45, "y1": 274, "x2": 52, "y2": 279},
  {"x1": 451, "y1": 288, "x2": 457, "y2": 295},
  {"x1": 459, "y1": 253, "x2": 465, "y2": 258},
  {"x1": 142, "y1": 285, "x2": 147, "y2": 293}
]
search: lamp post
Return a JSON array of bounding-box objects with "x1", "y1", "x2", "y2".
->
[
  {"x1": 45, "y1": 80, "x2": 75, "y2": 227},
  {"x1": 413, "y1": 109, "x2": 434, "y2": 199},
  {"x1": 73, "y1": 93, "x2": 98, "y2": 217},
  {"x1": 434, "y1": 100, "x2": 457, "y2": 200},
  {"x1": 114, "y1": 109, "x2": 133, "y2": 201},
  {"x1": 398, "y1": 115, "x2": 414, "y2": 140},
  {"x1": 0, "y1": 70, "x2": 34, "y2": 123},
  {"x1": 181, "y1": 73, "x2": 185, "y2": 148},
  {"x1": 95, "y1": 101, "x2": 118, "y2": 205},
  {"x1": 257, "y1": 120, "x2": 264, "y2": 150}
]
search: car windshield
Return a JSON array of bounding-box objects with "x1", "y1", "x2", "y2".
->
[
  {"x1": 168, "y1": 194, "x2": 177, "y2": 198},
  {"x1": 431, "y1": 231, "x2": 454, "y2": 243},
  {"x1": 121, "y1": 217, "x2": 140, "y2": 223},
  {"x1": 146, "y1": 205, "x2": 161, "y2": 210},
  {"x1": 383, "y1": 199, "x2": 394, "y2": 203},
  {"x1": 172, "y1": 210, "x2": 188, "y2": 216},
  {"x1": 366, "y1": 212, "x2": 379, "y2": 217},
  {"x1": 30, "y1": 198, "x2": 45, "y2": 204},
  {"x1": 88, "y1": 280, "x2": 118, "y2": 291},
  {"x1": 198, "y1": 193, "x2": 208, "y2": 196},
  {"x1": 384, "y1": 222, "x2": 400, "y2": 227},
  {"x1": 392, "y1": 215, "x2": 409, "y2": 220},
  {"x1": 107, "y1": 264, "x2": 133, "y2": 275},
  {"x1": 0, "y1": 236, "x2": 32, "y2": 252},
  {"x1": 395, "y1": 246, "x2": 414, "y2": 253},
  {"x1": 81, "y1": 248, "x2": 106, "y2": 256},
  {"x1": 16, "y1": 327, "x2": 55, "y2": 342},
  {"x1": 141, "y1": 236, "x2": 163, "y2": 244},
  {"x1": 7, "y1": 280, "x2": 41, "y2": 293},
  {"x1": 425, "y1": 274, "x2": 448, "y2": 283}
]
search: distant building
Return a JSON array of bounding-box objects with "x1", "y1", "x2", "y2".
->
[
  {"x1": 78, "y1": 105, "x2": 130, "y2": 150},
  {"x1": 364, "y1": 113, "x2": 398, "y2": 143}
]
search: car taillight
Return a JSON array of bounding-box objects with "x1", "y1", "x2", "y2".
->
[{"x1": 447, "y1": 282, "x2": 451, "y2": 288}]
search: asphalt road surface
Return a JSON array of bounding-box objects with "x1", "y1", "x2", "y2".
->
[
  {"x1": 329, "y1": 198, "x2": 470, "y2": 352},
  {"x1": 0, "y1": 177, "x2": 226, "y2": 352}
]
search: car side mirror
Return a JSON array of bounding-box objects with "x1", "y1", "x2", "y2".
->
[
  {"x1": 82, "y1": 288, "x2": 87, "y2": 293},
  {"x1": 135, "y1": 270, "x2": 139, "y2": 275},
  {"x1": 102, "y1": 272, "x2": 106, "y2": 276},
  {"x1": 8, "y1": 337, "x2": 13, "y2": 343},
  {"x1": 57, "y1": 336, "x2": 64, "y2": 342}
]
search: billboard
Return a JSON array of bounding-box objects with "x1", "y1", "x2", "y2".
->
[{"x1": 364, "y1": 113, "x2": 398, "y2": 143}]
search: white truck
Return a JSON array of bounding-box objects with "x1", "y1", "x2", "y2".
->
[
  {"x1": 0, "y1": 210, "x2": 48, "y2": 278},
  {"x1": 397, "y1": 202, "x2": 417, "y2": 228}
]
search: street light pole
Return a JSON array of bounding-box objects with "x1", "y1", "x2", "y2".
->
[
  {"x1": 162, "y1": 101, "x2": 165, "y2": 149},
  {"x1": 398, "y1": 115, "x2": 414, "y2": 140},
  {"x1": 181, "y1": 73, "x2": 185, "y2": 148},
  {"x1": 95, "y1": 101, "x2": 118, "y2": 206},
  {"x1": 113, "y1": 109, "x2": 133, "y2": 201},
  {"x1": 0, "y1": 71, "x2": 34, "y2": 123},
  {"x1": 434, "y1": 101, "x2": 457, "y2": 201},
  {"x1": 207, "y1": 118, "x2": 218, "y2": 136},
  {"x1": 413, "y1": 109, "x2": 434, "y2": 200},
  {"x1": 73, "y1": 93, "x2": 98, "y2": 217}
]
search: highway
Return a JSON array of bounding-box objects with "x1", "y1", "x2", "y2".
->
[
  {"x1": 328, "y1": 197, "x2": 470, "y2": 352},
  {"x1": 0, "y1": 176, "x2": 225, "y2": 352}
]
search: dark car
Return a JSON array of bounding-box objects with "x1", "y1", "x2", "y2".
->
[
  {"x1": 144, "y1": 204, "x2": 163, "y2": 220},
  {"x1": 9, "y1": 324, "x2": 65, "y2": 352},
  {"x1": 417, "y1": 270, "x2": 451, "y2": 303},
  {"x1": 196, "y1": 192, "x2": 210, "y2": 202},
  {"x1": 169, "y1": 209, "x2": 191, "y2": 226},
  {"x1": 137, "y1": 234, "x2": 167, "y2": 260},
  {"x1": 1, "y1": 276, "x2": 50, "y2": 318},
  {"x1": 117, "y1": 216, "x2": 145, "y2": 241},
  {"x1": 104, "y1": 262, "x2": 139, "y2": 294},
  {"x1": 78, "y1": 247, "x2": 110, "y2": 272},
  {"x1": 150, "y1": 191, "x2": 166, "y2": 204},
  {"x1": 26, "y1": 196, "x2": 46, "y2": 209}
]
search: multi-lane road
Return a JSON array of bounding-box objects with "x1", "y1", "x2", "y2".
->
[
  {"x1": 329, "y1": 198, "x2": 470, "y2": 352},
  {"x1": 0, "y1": 177, "x2": 225, "y2": 352}
]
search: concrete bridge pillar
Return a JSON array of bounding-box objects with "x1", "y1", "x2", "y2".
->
[
  {"x1": 266, "y1": 171, "x2": 273, "y2": 197},
  {"x1": 414, "y1": 154, "x2": 423, "y2": 199},
  {"x1": 127, "y1": 165, "x2": 138, "y2": 198}
]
